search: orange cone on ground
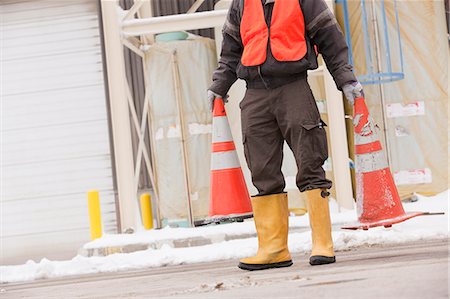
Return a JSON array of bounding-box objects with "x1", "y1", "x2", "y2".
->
[
  {"x1": 209, "y1": 98, "x2": 252, "y2": 219},
  {"x1": 342, "y1": 96, "x2": 432, "y2": 230}
]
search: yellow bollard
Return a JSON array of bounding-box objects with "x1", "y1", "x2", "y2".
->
[
  {"x1": 140, "y1": 193, "x2": 153, "y2": 230},
  {"x1": 87, "y1": 190, "x2": 103, "y2": 240}
]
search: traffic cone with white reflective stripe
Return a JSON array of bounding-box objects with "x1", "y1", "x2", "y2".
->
[
  {"x1": 342, "y1": 97, "x2": 435, "y2": 230},
  {"x1": 208, "y1": 98, "x2": 252, "y2": 220}
]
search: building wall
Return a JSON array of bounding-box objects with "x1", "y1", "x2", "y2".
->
[{"x1": 2, "y1": 0, "x2": 116, "y2": 264}]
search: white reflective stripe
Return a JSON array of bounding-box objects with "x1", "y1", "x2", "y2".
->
[
  {"x1": 354, "y1": 132, "x2": 378, "y2": 146},
  {"x1": 355, "y1": 150, "x2": 389, "y2": 173},
  {"x1": 212, "y1": 116, "x2": 234, "y2": 143},
  {"x1": 211, "y1": 150, "x2": 241, "y2": 170}
]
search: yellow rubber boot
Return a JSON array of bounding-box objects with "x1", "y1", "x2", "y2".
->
[
  {"x1": 305, "y1": 189, "x2": 336, "y2": 265},
  {"x1": 238, "y1": 193, "x2": 293, "y2": 271}
]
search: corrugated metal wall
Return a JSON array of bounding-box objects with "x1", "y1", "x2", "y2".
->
[
  {"x1": 2, "y1": 0, "x2": 116, "y2": 264},
  {"x1": 152, "y1": 0, "x2": 218, "y2": 38}
]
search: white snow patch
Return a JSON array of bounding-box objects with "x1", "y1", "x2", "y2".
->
[
  {"x1": 83, "y1": 221, "x2": 260, "y2": 250},
  {"x1": 1, "y1": 190, "x2": 448, "y2": 283}
]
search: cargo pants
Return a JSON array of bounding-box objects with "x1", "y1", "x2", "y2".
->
[{"x1": 240, "y1": 78, "x2": 332, "y2": 196}]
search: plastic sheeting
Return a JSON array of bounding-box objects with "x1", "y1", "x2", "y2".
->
[
  {"x1": 145, "y1": 37, "x2": 217, "y2": 226},
  {"x1": 336, "y1": 1, "x2": 448, "y2": 196}
]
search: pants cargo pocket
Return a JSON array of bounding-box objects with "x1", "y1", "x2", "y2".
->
[
  {"x1": 296, "y1": 119, "x2": 331, "y2": 191},
  {"x1": 300, "y1": 119, "x2": 329, "y2": 168}
]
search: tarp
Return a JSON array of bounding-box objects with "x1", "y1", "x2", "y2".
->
[
  {"x1": 145, "y1": 37, "x2": 217, "y2": 225},
  {"x1": 336, "y1": 0, "x2": 449, "y2": 196}
]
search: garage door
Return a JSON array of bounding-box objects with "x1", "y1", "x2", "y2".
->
[{"x1": 1, "y1": 0, "x2": 117, "y2": 264}]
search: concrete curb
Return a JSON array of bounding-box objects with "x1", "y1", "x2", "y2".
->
[{"x1": 79, "y1": 227, "x2": 314, "y2": 258}]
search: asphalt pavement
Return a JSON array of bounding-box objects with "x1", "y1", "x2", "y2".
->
[{"x1": 2, "y1": 238, "x2": 448, "y2": 299}]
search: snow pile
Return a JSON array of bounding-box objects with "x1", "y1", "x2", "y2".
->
[
  {"x1": 1, "y1": 190, "x2": 448, "y2": 283},
  {"x1": 82, "y1": 193, "x2": 355, "y2": 251},
  {"x1": 83, "y1": 220, "x2": 261, "y2": 250}
]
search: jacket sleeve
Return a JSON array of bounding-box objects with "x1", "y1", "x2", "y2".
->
[
  {"x1": 301, "y1": 0, "x2": 357, "y2": 89},
  {"x1": 209, "y1": 0, "x2": 243, "y2": 98}
]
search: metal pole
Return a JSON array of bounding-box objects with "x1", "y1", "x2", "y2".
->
[
  {"x1": 187, "y1": 0, "x2": 206, "y2": 13},
  {"x1": 371, "y1": 0, "x2": 392, "y2": 166},
  {"x1": 171, "y1": 51, "x2": 195, "y2": 227},
  {"x1": 87, "y1": 190, "x2": 103, "y2": 240},
  {"x1": 123, "y1": 0, "x2": 145, "y2": 21},
  {"x1": 100, "y1": 0, "x2": 138, "y2": 231},
  {"x1": 139, "y1": 193, "x2": 154, "y2": 230},
  {"x1": 141, "y1": 71, "x2": 162, "y2": 228},
  {"x1": 128, "y1": 85, "x2": 149, "y2": 199},
  {"x1": 125, "y1": 82, "x2": 162, "y2": 229},
  {"x1": 323, "y1": 0, "x2": 354, "y2": 210},
  {"x1": 137, "y1": 0, "x2": 162, "y2": 228},
  {"x1": 122, "y1": 10, "x2": 227, "y2": 36},
  {"x1": 135, "y1": 0, "x2": 155, "y2": 44}
]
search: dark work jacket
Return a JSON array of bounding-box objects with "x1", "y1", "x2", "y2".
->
[{"x1": 209, "y1": 0, "x2": 357, "y2": 97}]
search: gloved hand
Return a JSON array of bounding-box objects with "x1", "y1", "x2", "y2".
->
[
  {"x1": 342, "y1": 82, "x2": 364, "y2": 105},
  {"x1": 207, "y1": 90, "x2": 228, "y2": 112}
]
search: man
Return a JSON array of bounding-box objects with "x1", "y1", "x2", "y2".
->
[{"x1": 208, "y1": 0, "x2": 363, "y2": 271}]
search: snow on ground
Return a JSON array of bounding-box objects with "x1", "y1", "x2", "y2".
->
[{"x1": 1, "y1": 190, "x2": 448, "y2": 283}]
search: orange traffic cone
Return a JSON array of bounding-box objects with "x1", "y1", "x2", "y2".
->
[
  {"x1": 342, "y1": 97, "x2": 438, "y2": 230},
  {"x1": 207, "y1": 98, "x2": 252, "y2": 222}
]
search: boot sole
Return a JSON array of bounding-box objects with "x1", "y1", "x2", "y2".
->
[
  {"x1": 309, "y1": 256, "x2": 336, "y2": 266},
  {"x1": 238, "y1": 260, "x2": 293, "y2": 271}
]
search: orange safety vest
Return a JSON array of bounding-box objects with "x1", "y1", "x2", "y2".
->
[{"x1": 240, "y1": 0, "x2": 307, "y2": 67}]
